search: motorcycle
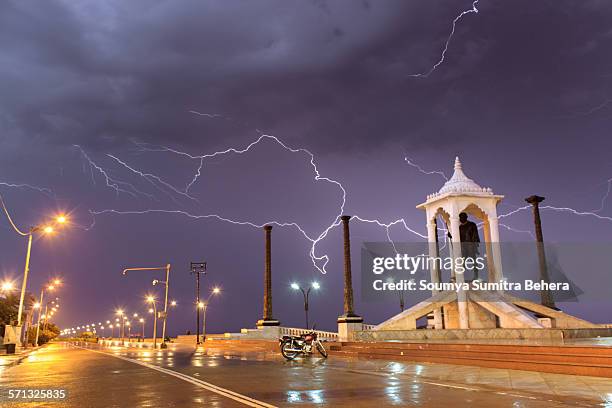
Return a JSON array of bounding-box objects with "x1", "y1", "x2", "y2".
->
[{"x1": 279, "y1": 329, "x2": 328, "y2": 360}]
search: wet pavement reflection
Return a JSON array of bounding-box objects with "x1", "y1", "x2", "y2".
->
[{"x1": 0, "y1": 342, "x2": 608, "y2": 407}]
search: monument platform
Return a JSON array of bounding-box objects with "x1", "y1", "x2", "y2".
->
[
  {"x1": 353, "y1": 327, "x2": 612, "y2": 343},
  {"x1": 329, "y1": 339, "x2": 612, "y2": 378}
]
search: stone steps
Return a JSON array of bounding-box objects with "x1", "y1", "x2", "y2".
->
[{"x1": 329, "y1": 342, "x2": 612, "y2": 377}]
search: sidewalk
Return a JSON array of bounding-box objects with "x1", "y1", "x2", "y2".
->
[
  {"x1": 0, "y1": 345, "x2": 41, "y2": 369},
  {"x1": 201, "y1": 339, "x2": 612, "y2": 405},
  {"x1": 338, "y1": 359, "x2": 612, "y2": 404}
]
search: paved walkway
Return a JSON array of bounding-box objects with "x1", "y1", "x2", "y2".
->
[{"x1": 1, "y1": 342, "x2": 610, "y2": 407}]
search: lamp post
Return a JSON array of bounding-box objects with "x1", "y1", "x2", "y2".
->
[
  {"x1": 116, "y1": 310, "x2": 125, "y2": 342},
  {"x1": 122, "y1": 264, "x2": 171, "y2": 348},
  {"x1": 190, "y1": 262, "x2": 207, "y2": 345},
  {"x1": 0, "y1": 196, "x2": 68, "y2": 333},
  {"x1": 34, "y1": 279, "x2": 61, "y2": 347},
  {"x1": 198, "y1": 287, "x2": 220, "y2": 342},
  {"x1": 290, "y1": 282, "x2": 320, "y2": 329},
  {"x1": 109, "y1": 324, "x2": 114, "y2": 338},
  {"x1": 146, "y1": 296, "x2": 158, "y2": 348},
  {"x1": 139, "y1": 318, "x2": 145, "y2": 339}
]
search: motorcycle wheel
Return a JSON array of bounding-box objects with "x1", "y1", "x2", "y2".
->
[
  {"x1": 315, "y1": 341, "x2": 328, "y2": 358},
  {"x1": 280, "y1": 339, "x2": 299, "y2": 360}
]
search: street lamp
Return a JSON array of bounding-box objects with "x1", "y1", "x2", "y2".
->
[
  {"x1": 122, "y1": 264, "x2": 171, "y2": 348},
  {"x1": 0, "y1": 195, "x2": 70, "y2": 336},
  {"x1": 290, "y1": 281, "x2": 320, "y2": 329},
  {"x1": 139, "y1": 318, "x2": 145, "y2": 339},
  {"x1": 1, "y1": 280, "x2": 15, "y2": 293},
  {"x1": 146, "y1": 295, "x2": 158, "y2": 348},
  {"x1": 198, "y1": 287, "x2": 220, "y2": 343},
  {"x1": 41, "y1": 297, "x2": 59, "y2": 333},
  {"x1": 116, "y1": 309, "x2": 125, "y2": 341}
]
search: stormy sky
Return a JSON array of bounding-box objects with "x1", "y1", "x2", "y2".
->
[{"x1": 1, "y1": 0, "x2": 612, "y2": 334}]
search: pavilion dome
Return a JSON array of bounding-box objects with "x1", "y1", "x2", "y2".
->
[{"x1": 426, "y1": 157, "x2": 494, "y2": 201}]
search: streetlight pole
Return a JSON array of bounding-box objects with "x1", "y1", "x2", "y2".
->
[
  {"x1": 290, "y1": 282, "x2": 320, "y2": 329},
  {"x1": 140, "y1": 318, "x2": 145, "y2": 339},
  {"x1": 190, "y1": 262, "x2": 206, "y2": 345},
  {"x1": 123, "y1": 264, "x2": 171, "y2": 348},
  {"x1": 199, "y1": 287, "x2": 220, "y2": 342},
  {"x1": 17, "y1": 231, "x2": 33, "y2": 328},
  {"x1": 147, "y1": 297, "x2": 158, "y2": 348},
  {"x1": 0, "y1": 196, "x2": 68, "y2": 335},
  {"x1": 34, "y1": 287, "x2": 44, "y2": 347},
  {"x1": 34, "y1": 279, "x2": 61, "y2": 347}
]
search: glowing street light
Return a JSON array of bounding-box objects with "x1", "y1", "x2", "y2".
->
[
  {"x1": 139, "y1": 318, "x2": 145, "y2": 339},
  {"x1": 1, "y1": 281, "x2": 15, "y2": 292},
  {"x1": 116, "y1": 309, "x2": 126, "y2": 340},
  {"x1": 35, "y1": 280, "x2": 62, "y2": 347},
  {"x1": 199, "y1": 287, "x2": 221, "y2": 342},
  {"x1": 122, "y1": 264, "x2": 171, "y2": 348},
  {"x1": 146, "y1": 295, "x2": 158, "y2": 348},
  {"x1": 0, "y1": 196, "x2": 71, "y2": 340},
  {"x1": 290, "y1": 281, "x2": 320, "y2": 329}
]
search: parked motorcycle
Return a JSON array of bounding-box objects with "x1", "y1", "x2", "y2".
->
[{"x1": 279, "y1": 329, "x2": 328, "y2": 360}]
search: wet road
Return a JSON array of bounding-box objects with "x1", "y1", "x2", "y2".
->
[{"x1": 0, "y1": 342, "x2": 602, "y2": 407}]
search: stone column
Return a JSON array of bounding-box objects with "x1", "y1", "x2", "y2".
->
[
  {"x1": 427, "y1": 219, "x2": 443, "y2": 329},
  {"x1": 338, "y1": 215, "x2": 363, "y2": 341},
  {"x1": 257, "y1": 225, "x2": 280, "y2": 328},
  {"x1": 525, "y1": 195, "x2": 556, "y2": 309},
  {"x1": 482, "y1": 220, "x2": 496, "y2": 282},
  {"x1": 450, "y1": 215, "x2": 469, "y2": 329},
  {"x1": 488, "y1": 217, "x2": 504, "y2": 283}
]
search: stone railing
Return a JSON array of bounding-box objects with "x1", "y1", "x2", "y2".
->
[{"x1": 279, "y1": 327, "x2": 338, "y2": 341}]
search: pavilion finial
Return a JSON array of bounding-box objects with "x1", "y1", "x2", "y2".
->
[{"x1": 454, "y1": 156, "x2": 462, "y2": 171}]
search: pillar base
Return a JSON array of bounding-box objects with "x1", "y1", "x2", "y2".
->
[
  {"x1": 256, "y1": 319, "x2": 280, "y2": 327},
  {"x1": 337, "y1": 317, "x2": 363, "y2": 342},
  {"x1": 337, "y1": 314, "x2": 363, "y2": 323}
]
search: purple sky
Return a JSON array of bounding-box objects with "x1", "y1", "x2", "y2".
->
[{"x1": 1, "y1": 0, "x2": 612, "y2": 334}]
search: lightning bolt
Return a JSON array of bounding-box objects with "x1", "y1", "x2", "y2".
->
[
  {"x1": 75, "y1": 145, "x2": 155, "y2": 200},
  {"x1": 106, "y1": 154, "x2": 198, "y2": 203},
  {"x1": 404, "y1": 156, "x2": 448, "y2": 180},
  {"x1": 0, "y1": 182, "x2": 52, "y2": 196},
  {"x1": 593, "y1": 178, "x2": 612, "y2": 213},
  {"x1": 88, "y1": 131, "x2": 432, "y2": 274},
  {"x1": 409, "y1": 0, "x2": 479, "y2": 78},
  {"x1": 568, "y1": 98, "x2": 612, "y2": 118},
  {"x1": 499, "y1": 204, "x2": 612, "y2": 223}
]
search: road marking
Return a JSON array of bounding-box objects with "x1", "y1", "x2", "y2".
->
[{"x1": 71, "y1": 344, "x2": 276, "y2": 408}]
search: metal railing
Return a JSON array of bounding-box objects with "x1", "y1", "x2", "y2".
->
[{"x1": 279, "y1": 327, "x2": 338, "y2": 341}]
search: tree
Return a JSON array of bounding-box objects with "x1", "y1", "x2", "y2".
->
[
  {"x1": 0, "y1": 292, "x2": 36, "y2": 325},
  {"x1": 27, "y1": 322, "x2": 60, "y2": 346}
]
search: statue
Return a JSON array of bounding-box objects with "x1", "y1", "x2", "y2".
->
[{"x1": 459, "y1": 212, "x2": 480, "y2": 281}]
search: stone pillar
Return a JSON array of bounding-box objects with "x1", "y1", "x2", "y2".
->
[
  {"x1": 488, "y1": 217, "x2": 504, "y2": 283},
  {"x1": 482, "y1": 220, "x2": 496, "y2": 282},
  {"x1": 257, "y1": 225, "x2": 280, "y2": 327},
  {"x1": 338, "y1": 215, "x2": 363, "y2": 341},
  {"x1": 427, "y1": 219, "x2": 443, "y2": 329},
  {"x1": 450, "y1": 215, "x2": 469, "y2": 329},
  {"x1": 525, "y1": 195, "x2": 556, "y2": 309}
]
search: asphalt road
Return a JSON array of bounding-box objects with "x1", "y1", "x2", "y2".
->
[{"x1": 0, "y1": 342, "x2": 600, "y2": 407}]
